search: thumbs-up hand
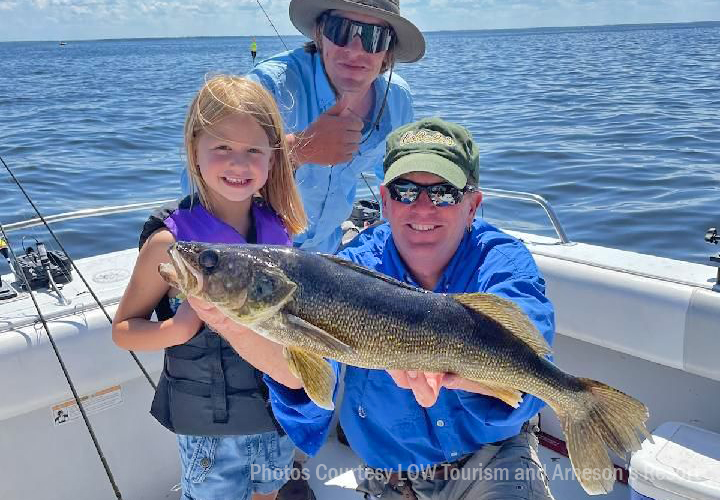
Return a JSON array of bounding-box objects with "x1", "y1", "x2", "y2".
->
[{"x1": 291, "y1": 94, "x2": 364, "y2": 166}]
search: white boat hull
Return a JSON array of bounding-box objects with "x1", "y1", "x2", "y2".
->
[{"x1": 1, "y1": 232, "x2": 718, "y2": 499}]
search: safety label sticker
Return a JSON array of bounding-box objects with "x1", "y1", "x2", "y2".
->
[{"x1": 51, "y1": 385, "x2": 123, "y2": 426}]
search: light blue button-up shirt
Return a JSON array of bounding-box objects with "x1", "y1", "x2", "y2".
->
[
  {"x1": 249, "y1": 48, "x2": 414, "y2": 253},
  {"x1": 180, "y1": 48, "x2": 414, "y2": 253},
  {"x1": 264, "y1": 219, "x2": 555, "y2": 467},
  {"x1": 248, "y1": 49, "x2": 413, "y2": 253}
]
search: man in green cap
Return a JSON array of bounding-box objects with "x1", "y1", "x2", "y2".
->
[
  {"x1": 263, "y1": 117, "x2": 556, "y2": 499},
  {"x1": 342, "y1": 117, "x2": 557, "y2": 499}
]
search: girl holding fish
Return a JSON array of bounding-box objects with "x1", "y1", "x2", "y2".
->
[{"x1": 112, "y1": 75, "x2": 307, "y2": 500}]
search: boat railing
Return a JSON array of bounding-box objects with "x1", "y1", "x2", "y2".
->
[
  {"x1": 6, "y1": 189, "x2": 571, "y2": 244},
  {"x1": 482, "y1": 188, "x2": 570, "y2": 244},
  {"x1": 5, "y1": 200, "x2": 175, "y2": 232}
]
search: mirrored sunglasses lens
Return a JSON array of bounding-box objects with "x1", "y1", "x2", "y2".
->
[
  {"x1": 390, "y1": 183, "x2": 419, "y2": 204},
  {"x1": 324, "y1": 16, "x2": 351, "y2": 46},
  {"x1": 428, "y1": 185, "x2": 461, "y2": 206},
  {"x1": 324, "y1": 16, "x2": 391, "y2": 53},
  {"x1": 360, "y1": 25, "x2": 391, "y2": 53}
]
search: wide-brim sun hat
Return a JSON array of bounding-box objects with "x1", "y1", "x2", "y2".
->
[{"x1": 289, "y1": 0, "x2": 425, "y2": 63}]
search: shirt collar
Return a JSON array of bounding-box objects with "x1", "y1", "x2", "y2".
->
[
  {"x1": 313, "y1": 51, "x2": 391, "y2": 130},
  {"x1": 383, "y1": 227, "x2": 476, "y2": 293}
]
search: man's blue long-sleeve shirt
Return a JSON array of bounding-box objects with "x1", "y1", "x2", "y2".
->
[{"x1": 264, "y1": 218, "x2": 555, "y2": 470}]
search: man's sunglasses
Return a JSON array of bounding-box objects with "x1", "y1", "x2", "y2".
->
[
  {"x1": 386, "y1": 179, "x2": 472, "y2": 207},
  {"x1": 321, "y1": 14, "x2": 394, "y2": 54}
]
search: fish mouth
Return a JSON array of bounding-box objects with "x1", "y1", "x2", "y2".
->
[{"x1": 158, "y1": 245, "x2": 203, "y2": 296}]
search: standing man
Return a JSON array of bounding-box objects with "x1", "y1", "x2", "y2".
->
[
  {"x1": 249, "y1": 0, "x2": 424, "y2": 253},
  {"x1": 182, "y1": 0, "x2": 424, "y2": 253},
  {"x1": 250, "y1": 36, "x2": 258, "y2": 66}
]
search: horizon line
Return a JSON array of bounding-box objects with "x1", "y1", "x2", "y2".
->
[{"x1": 2, "y1": 19, "x2": 718, "y2": 44}]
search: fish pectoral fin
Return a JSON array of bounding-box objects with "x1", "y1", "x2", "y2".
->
[
  {"x1": 469, "y1": 379, "x2": 524, "y2": 408},
  {"x1": 283, "y1": 346, "x2": 302, "y2": 380},
  {"x1": 285, "y1": 314, "x2": 354, "y2": 355},
  {"x1": 453, "y1": 293, "x2": 552, "y2": 357},
  {"x1": 284, "y1": 346, "x2": 335, "y2": 411}
]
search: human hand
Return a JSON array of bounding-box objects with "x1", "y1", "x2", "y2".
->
[
  {"x1": 387, "y1": 370, "x2": 445, "y2": 408},
  {"x1": 387, "y1": 370, "x2": 507, "y2": 408},
  {"x1": 186, "y1": 296, "x2": 302, "y2": 388},
  {"x1": 186, "y1": 296, "x2": 254, "y2": 340},
  {"x1": 171, "y1": 300, "x2": 203, "y2": 344},
  {"x1": 292, "y1": 95, "x2": 363, "y2": 166}
]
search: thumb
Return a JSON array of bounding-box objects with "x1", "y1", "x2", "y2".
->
[
  {"x1": 424, "y1": 372, "x2": 444, "y2": 396},
  {"x1": 186, "y1": 295, "x2": 211, "y2": 311},
  {"x1": 325, "y1": 94, "x2": 352, "y2": 116}
]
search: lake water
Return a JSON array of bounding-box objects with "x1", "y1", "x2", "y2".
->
[{"x1": 1, "y1": 22, "x2": 719, "y2": 265}]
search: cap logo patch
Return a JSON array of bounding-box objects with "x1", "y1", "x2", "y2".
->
[{"x1": 399, "y1": 129, "x2": 455, "y2": 147}]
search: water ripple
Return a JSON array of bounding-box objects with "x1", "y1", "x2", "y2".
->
[{"x1": 1, "y1": 25, "x2": 719, "y2": 264}]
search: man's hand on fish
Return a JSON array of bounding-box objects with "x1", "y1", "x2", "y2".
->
[{"x1": 387, "y1": 370, "x2": 504, "y2": 408}]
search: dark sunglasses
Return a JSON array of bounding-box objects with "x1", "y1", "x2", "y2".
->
[
  {"x1": 321, "y1": 14, "x2": 394, "y2": 54},
  {"x1": 386, "y1": 179, "x2": 472, "y2": 207}
]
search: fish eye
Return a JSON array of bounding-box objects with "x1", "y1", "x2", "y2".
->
[
  {"x1": 254, "y1": 275, "x2": 274, "y2": 299},
  {"x1": 198, "y1": 249, "x2": 219, "y2": 273}
]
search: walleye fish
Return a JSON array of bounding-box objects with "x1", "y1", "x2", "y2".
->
[{"x1": 159, "y1": 242, "x2": 650, "y2": 496}]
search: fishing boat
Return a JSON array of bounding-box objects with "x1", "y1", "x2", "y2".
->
[{"x1": 1, "y1": 190, "x2": 719, "y2": 500}]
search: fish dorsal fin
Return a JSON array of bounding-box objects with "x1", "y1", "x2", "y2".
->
[
  {"x1": 453, "y1": 293, "x2": 552, "y2": 357},
  {"x1": 319, "y1": 253, "x2": 426, "y2": 294}
]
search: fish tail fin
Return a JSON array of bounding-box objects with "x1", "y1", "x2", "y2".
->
[{"x1": 557, "y1": 378, "x2": 650, "y2": 495}]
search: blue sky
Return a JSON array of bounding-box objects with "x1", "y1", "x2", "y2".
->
[{"x1": 1, "y1": 0, "x2": 719, "y2": 42}]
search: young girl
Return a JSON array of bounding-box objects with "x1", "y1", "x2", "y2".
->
[{"x1": 112, "y1": 75, "x2": 307, "y2": 500}]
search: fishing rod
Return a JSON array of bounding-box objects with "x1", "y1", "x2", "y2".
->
[
  {"x1": 255, "y1": 0, "x2": 289, "y2": 51},
  {"x1": 360, "y1": 172, "x2": 380, "y2": 204},
  {"x1": 0, "y1": 222, "x2": 124, "y2": 499},
  {"x1": 0, "y1": 154, "x2": 156, "y2": 391}
]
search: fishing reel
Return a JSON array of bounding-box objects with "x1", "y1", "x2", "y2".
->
[
  {"x1": 0, "y1": 238, "x2": 18, "y2": 299},
  {"x1": 705, "y1": 227, "x2": 720, "y2": 288},
  {"x1": 350, "y1": 199, "x2": 381, "y2": 228},
  {"x1": 14, "y1": 242, "x2": 73, "y2": 292}
]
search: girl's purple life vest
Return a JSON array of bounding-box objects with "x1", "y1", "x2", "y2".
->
[{"x1": 139, "y1": 195, "x2": 290, "y2": 436}]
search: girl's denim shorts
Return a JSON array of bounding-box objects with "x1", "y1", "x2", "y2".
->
[{"x1": 177, "y1": 431, "x2": 295, "y2": 500}]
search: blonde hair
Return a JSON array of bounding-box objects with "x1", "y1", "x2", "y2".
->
[{"x1": 184, "y1": 75, "x2": 306, "y2": 236}]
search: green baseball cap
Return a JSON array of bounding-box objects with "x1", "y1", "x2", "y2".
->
[{"x1": 383, "y1": 117, "x2": 479, "y2": 189}]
